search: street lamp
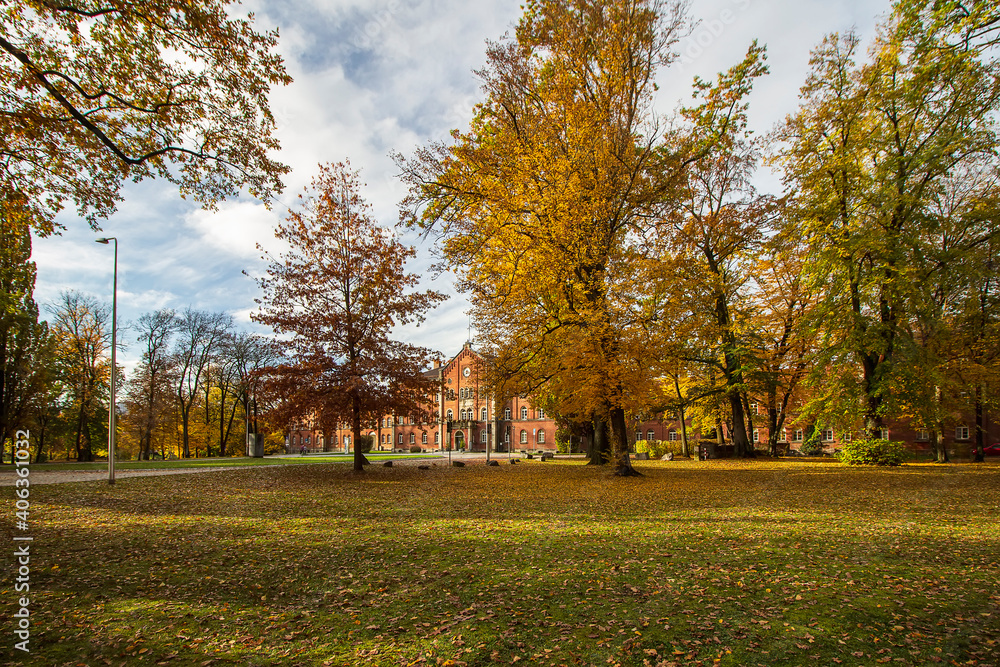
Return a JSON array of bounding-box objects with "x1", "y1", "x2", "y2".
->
[{"x1": 95, "y1": 237, "x2": 118, "y2": 484}]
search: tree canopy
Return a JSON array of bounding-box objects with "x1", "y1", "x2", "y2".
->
[{"x1": 1, "y1": 0, "x2": 291, "y2": 234}]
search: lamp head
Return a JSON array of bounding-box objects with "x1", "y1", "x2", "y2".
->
[{"x1": 95, "y1": 237, "x2": 110, "y2": 244}]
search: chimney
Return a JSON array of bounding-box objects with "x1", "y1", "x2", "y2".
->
[{"x1": 433, "y1": 359, "x2": 441, "y2": 368}]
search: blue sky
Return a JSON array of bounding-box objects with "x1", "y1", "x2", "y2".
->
[{"x1": 30, "y1": 0, "x2": 891, "y2": 371}]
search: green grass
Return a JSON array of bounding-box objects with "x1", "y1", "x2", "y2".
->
[
  {"x1": 3, "y1": 459, "x2": 998, "y2": 666},
  {"x1": 4, "y1": 453, "x2": 437, "y2": 471}
]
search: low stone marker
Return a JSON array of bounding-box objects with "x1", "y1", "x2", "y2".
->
[
  {"x1": 452, "y1": 460, "x2": 466, "y2": 467},
  {"x1": 486, "y1": 460, "x2": 499, "y2": 467},
  {"x1": 510, "y1": 459, "x2": 519, "y2": 464},
  {"x1": 417, "y1": 465, "x2": 430, "y2": 470},
  {"x1": 634, "y1": 452, "x2": 650, "y2": 461},
  {"x1": 540, "y1": 452, "x2": 554, "y2": 461},
  {"x1": 383, "y1": 460, "x2": 393, "y2": 467},
  {"x1": 662, "y1": 452, "x2": 674, "y2": 461}
]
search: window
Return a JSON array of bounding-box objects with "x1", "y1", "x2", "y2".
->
[
  {"x1": 537, "y1": 430, "x2": 545, "y2": 443},
  {"x1": 421, "y1": 432, "x2": 428, "y2": 444},
  {"x1": 504, "y1": 430, "x2": 510, "y2": 443},
  {"x1": 879, "y1": 428, "x2": 890, "y2": 441},
  {"x1": 750, "y1": 402, "x2": 758, "y2": 414},
  {"x1": 668, "y1": 430, "x2": 678, "y2": 441},
  {"x1": 397, "y1": 433, "x2": 403, "y2": 444},
  {"x1": 481, "y1": 407, "x2": 487, "y2": 421},
  {"x1": 520, "y1": 429, "x2": 528, "y2": 444},
  {"x1": 446, "y1": 409, "x2": 453, "y2": 420},
  {"x1": 504, "y1": 407, "x2": 511, "y2": 420},
  {"x1": 434, "y1": 432, "x2": 440, "y2": 444},
  {"x1": 520, "y1": 406, "x2": 528, "y2": 420},
  {"x1": 822, "y1": 429, "x2": 834, "y2": 442},
  {"x1": 916, "y1": 429, "x2": 929, "y2": 442},
  {"x1": 481, "y1": 430, "x2": 487, "y2": 443},
  {"x1": 843, "y1": 431, "x2": 852, "y2": 442},
  {"x1": 409, "y1": 433, "x2": 415, "y2": 444},
  {"x1": 305, "y1": 436, "x2": 310, "y2": 444},
  {"x1": 793, "y1": 429, "x2": 803, "y2": 442},
  {"x1": 777, "y1": 430, "x2": 787, "y2": 443},
  {"x1": 647, "y1": 430, "x2": 655, "y2": 441},
  {"x1": 956, "y1": 426, "x2": 970, "y2": 440},
  {"x1": 537, "y1": 408, "x2": 546, "y2": 419},
  {"x1": 636, "y1": 431, "x2": 643, "y2": 443},
  {"x1": 344, "y1": 435, "x2": 350, "y2": 445},
  {"x1": 752, "y1": 430, "x2": 759, "y2": 443}
]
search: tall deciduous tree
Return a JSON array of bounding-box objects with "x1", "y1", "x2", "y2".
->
[
  {"x1": 777, "y1": 1, "x2": 1000, "y2": 438},
  {"x1": 172, "y1": 309, "x2": 232, "y2": 458},
  {"x1": 253, "y1": 161, "x2": 445, "y2": 472},
  {"x1": 1, "y1": 0, "x2": 291, "y2": 235},
  {"x1": 0, "y1": 215, "x2": 55, "y2": 462},
  {"x1": 130, "y1": 309, "x2": 177, "y2": 460},
  {"x1": 51, "y1": 290, "x2": 110, "y2": 462},
  {"x1": 398, "y1": 0, "x2": 766, "y2": 474}
]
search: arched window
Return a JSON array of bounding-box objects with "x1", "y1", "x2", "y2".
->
[
  {"x1": 520, "y1": 406, "x2": 528, "y2": 420},
  {"x1": 537, "y1": 408, "x2": 546, "y2": 419},
  {"x1": 421, "y1": 432, "x2": 428, "y2": 444},
  {"x1": 480, "y1": 407, "x2": 487, "y2": 421},
  {"x1": 446, "y1": 409, "x2": 453, "y2": 420},
  {"x1": 397, "y1": 433, "x2": 403, "y2": 444},
  {"x1": 537, "y1": 430, "x2": 545, "y2": 443},
  {"x1": 504, "y1": 407, "x2": 511, "y2": 420},
  {"x1": 520, "y1": 429, "x2": 528, "y2": 444},
  {"x1": 434, "y1": 432, "x2": 440, "y2": 444}
]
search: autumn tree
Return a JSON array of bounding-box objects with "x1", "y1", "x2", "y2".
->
[
  {"x1": 51, "y1": 290, "x2": 110, "y2": 462},
  {"x1": 777, "y1": 1, "x2": 1000, "y2": 439},
  {"x1": 397, "y1": 0, "x2": 769, "y2": 474},
  {"x1": 0, "y1": 215, "x2": 56, "y2": 463},
  {"x1": 1, "y1": 0, "x2": 291, "y2": 235},
  {"x1": 662, "y1": 55, "x2": 771, "y2": 458},
  {"x1": 253, "y1": 161, "x2": 446, "y2": 472},
  {"x1": 128, "y1": 309, "x2": 177, "y2": 460},
  {"x1": 748, "y1": 234, "x2": 818, "y2": 456},
  {"x1": 171, "y1": 309, "x2": 232, "y2": 458},
  {"x1": 229, "y1": 332, "x2": 280, "y2": 454}
]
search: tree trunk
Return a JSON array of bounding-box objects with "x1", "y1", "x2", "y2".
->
[
  {"x1": 351, "y1": 392, "x2": 369, "y2": 471},
  {"x1": 678, "y1": 406, "x2": 690, "y2": 458},
  {"x1": 973, "y1": 384, "x2": 985, "y2": 462},
  {"x1": 588, "y1": 418, "x2": 609, "y2": 465},
  {"x1": 610, "y1": 407, "x2": 641, "y2": 477}
]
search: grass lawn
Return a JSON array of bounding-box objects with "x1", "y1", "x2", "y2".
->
[
  {"x1": 2, "y1": 453, "x2": 436, "y2": 472},
  {"x1": 3, "y1": 458, "x2": 998, "y2": 666}
]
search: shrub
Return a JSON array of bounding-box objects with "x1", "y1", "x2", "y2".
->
[
  {"x1": 357, "y1": 435, "x2": 373, "y2": 454},
  {"x1": 837, "y1": 439, "x2": 906, "y2": 466},
  {"x1": 635, "y1": 439, "x2": 686, "y2": 458},
  {"x1": 409, "y1": 445, "x2": 422, "y2": 454},
  {"x1": 799, "y1": 434, "x2": 825, "y2": 456}
]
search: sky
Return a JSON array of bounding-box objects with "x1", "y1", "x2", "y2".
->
[{"x1": 30, "y1": 0, "x2": 893, "y2": 372}]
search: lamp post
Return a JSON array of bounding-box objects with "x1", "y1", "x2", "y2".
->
[{"x1": 95, "y1": 237, "x2": 117, "y2": 484}]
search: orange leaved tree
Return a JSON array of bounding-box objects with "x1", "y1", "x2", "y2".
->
[{"x1": 252, "y1": 162, "x2": 446, "y2": 472}]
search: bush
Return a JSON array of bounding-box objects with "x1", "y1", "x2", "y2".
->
[
  {"x1": 837, "y1": 439, "x2": 906, "y2": 466},
  {"x1": 635, "y1": 439, "x2": 686, "y2": 458},
  {"x1": 799, "y1": 434, "x2": 825, "y2": 456},
  {"x1": 409, "y1": 445, "x2": 422, "y2": 454},
  {"x1": 357, "y1": 435, "x2": 373, "y2": 454}
]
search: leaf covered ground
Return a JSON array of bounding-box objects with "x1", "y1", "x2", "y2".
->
[{"x1": 3, "y1": 458, "x2": 999, "y2": 666}]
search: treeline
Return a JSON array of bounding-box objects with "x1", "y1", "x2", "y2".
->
[
  {"x1": 0, "y1": 222, "x2": 280, "y2": 462},
  {"x1": 396, "y1": 0, "x2": 1000, "y2": 470}
]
